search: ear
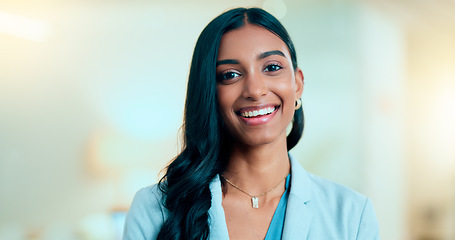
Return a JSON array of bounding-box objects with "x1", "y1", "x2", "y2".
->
[{"x1": 294, "y1": 67, "x2": 304, "y2": 99}]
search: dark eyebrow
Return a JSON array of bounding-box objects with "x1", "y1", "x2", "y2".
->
[
  {"x1": 216, "y1": 59, "x2": 239, "y2": 66},
  {"x1": 258, "y1": 50, "x2": 285, "y2": 60},
  {"x1": 216, "y1": 50, "x2": 285, "y2": 66}
]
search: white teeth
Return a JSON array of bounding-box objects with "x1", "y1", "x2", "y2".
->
[{"x1": 240, "y1": 107, "x2": 276, "y2": 118}]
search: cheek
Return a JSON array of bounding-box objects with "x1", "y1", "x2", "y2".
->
[
  {"x1": 216, "y1": 88, "x2": 239, "y2": 136},
  {"x1": 275, "y1": 77, "x2": 297, "y2": 102},
  {"x1": 217, "y1": 86, "x2": 235, "y2": 119},
  {"x1": 274, "y1": 77, "x2": 297, "y2": 118},
  {"x1": 217, "y1": 87, "x2": 228, "y2": 109},
  {"x1": 217, "y1": 84, "x2": 243, "y2": 105}
]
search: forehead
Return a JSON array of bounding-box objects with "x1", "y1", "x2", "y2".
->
[{"x1": 217, "y1": 24, "x2": 290, "y2": 60}]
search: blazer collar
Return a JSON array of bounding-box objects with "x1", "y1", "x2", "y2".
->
[{"x1": 288, "y1": 155, "x2": 313, "y2": 203}]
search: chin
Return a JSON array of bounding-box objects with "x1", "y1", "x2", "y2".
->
[{"x1": 234, "y1": 132, "x2": 284, "y2": 148}]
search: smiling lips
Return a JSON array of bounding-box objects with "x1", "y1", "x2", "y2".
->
[
  {"x1": 239, "y1": 106, "x2": 276, "y2": 118},
  {"x1": 236, "y1": 105, "x2": 279, "y2": 125}
]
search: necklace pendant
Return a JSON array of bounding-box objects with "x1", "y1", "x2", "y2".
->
[{"x1": 251, "y1": 196, "x2": 259, "y2": 208}]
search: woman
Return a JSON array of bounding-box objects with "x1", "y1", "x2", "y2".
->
[{"x1": 123, "y1": 7, "x2": 380, "y2": 240}]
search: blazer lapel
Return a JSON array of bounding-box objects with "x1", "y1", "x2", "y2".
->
[
  {"x1": 208, "y1": 175, "x2": 230, "y2": 240},
  {"x1": 282, "y1": 195, "x2": 313, "y2": 239},
  {"x1": 282, "y1": 156, "x2": 314, "y2": 239}
]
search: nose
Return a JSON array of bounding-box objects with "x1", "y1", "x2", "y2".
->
[{"x1": 242, "y1": 72, "x2": 268, "y2": 100}]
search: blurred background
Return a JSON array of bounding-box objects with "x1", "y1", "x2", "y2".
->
[{"x1": 1, "y1": 0, "x2": 454, "y2": 239}]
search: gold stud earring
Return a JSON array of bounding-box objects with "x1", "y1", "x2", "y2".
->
[{"x1": 295, "y1": 98, "x2": 302, "y2": 110}]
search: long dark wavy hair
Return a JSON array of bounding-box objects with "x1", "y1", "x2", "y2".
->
[{"x1": 157, "y1": 7, "x2": 304, "y2": 240}]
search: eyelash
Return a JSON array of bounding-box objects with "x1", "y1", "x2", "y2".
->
[
  {"x1": 218, "y1": 71, "x2": 241, "y2": 82},
  {"x1": 217, "y1": 63, "x2": 283, "y2": 82},
  {"x1": 264, "y1": 63, "x2": 283, "y2": 72}
]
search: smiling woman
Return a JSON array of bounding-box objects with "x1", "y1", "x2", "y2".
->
[
  {"x1": 123, "y1": 7, "x2": 380, "y2": 240},
  {"x1": 216, "y1": 24, "x2": 302, "y2": 148}
]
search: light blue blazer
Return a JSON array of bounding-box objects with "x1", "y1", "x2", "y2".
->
[{"x1": 123, "y1": 156, "x2": 380, "y2": 239}]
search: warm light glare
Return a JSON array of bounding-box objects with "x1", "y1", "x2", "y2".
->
[
  {"x1": 0, "y1": 11, "x2": 50, "y2": 42},
  {"x1": 435, "y1": 86, "x2": 455, "y2": 140},
  {"x1": 428, "y1": 77, "x2": 455, "y2": 171},
  {"x1": 437, "y1": 89, "x2": 455, "y2": 132}
]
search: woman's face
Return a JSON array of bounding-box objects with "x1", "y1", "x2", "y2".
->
[{"x1": 216, "y1": 24, "x2": 303, "y2": 147}]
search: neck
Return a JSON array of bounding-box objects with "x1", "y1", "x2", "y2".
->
[{"x1": 222, "y1": 136, "x2": 290, "y2": 196}]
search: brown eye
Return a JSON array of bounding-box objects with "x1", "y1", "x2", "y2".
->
[
  {"x1": 264, "y1": 64, "x2": 282, "y2": 72},
  {"x1": 218, "y1": 71, "x2": 241, "y2": 81}
]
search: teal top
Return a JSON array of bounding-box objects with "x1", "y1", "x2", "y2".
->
[{"x1": 264, "y1": 174, "x2": 291, "y2": 240}]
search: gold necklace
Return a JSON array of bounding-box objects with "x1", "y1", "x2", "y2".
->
[{"x1": 220, "y1": 174, "x2": 288, "y2": 209}]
